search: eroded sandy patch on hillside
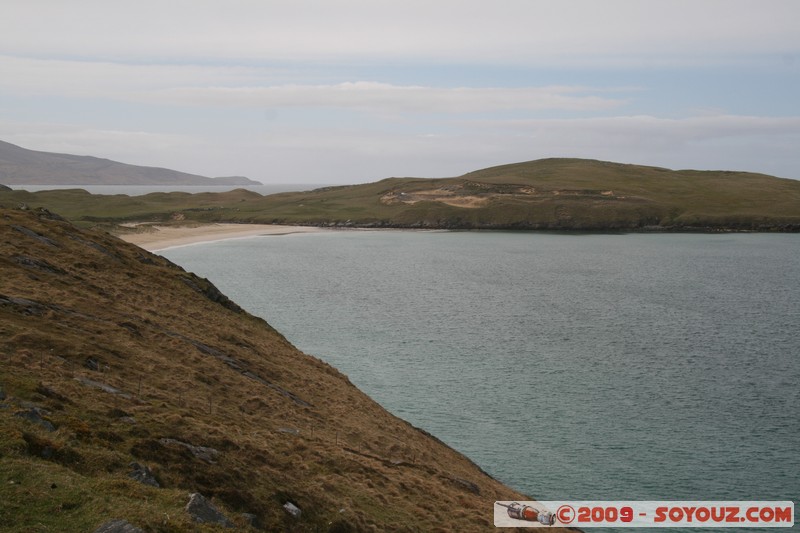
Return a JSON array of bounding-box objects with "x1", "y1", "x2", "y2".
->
[
  {"x1": 381, "y1": 188, "x2": 490, "y2": 208},
  {"x1": 380, "y1": 183, "x2": 623, "y2": 208}
]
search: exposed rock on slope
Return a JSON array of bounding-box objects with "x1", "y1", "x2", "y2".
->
[{"x1": 0, "y1": 207, "x2": 542, "y2": 531}]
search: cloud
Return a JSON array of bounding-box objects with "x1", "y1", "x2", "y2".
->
[
  {"x1": 2, "y1": 113, "x2": 799, "y2": 183},
  {"x1": 456, "y1": 114, "x2": 800, "y2": 176},
  {"x1": 147, "y1": 83, "x2": 625, "y2": 114},
  {"x1": 2, "y1": 0, "x2": 798, "y2": 183},
  {"x1": 477, "y1": 114, "x2": 800, "y2": 144},
  {"x1": 0, "y1": 55, "x2": 626, "y2": 114},
  {"x1": 242, "y1": 114, "x2": 800, "y2": 180},
  {"x1": 2, "y1": 0, "x2": 798, "y2": 67},
  {"x1": 0, "y1": 55, "x2": 273, "y2": 99}
]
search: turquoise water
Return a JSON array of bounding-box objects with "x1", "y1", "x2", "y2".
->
[{"x1": 162, "y1": 231, "x2": 799, "y2": 528}]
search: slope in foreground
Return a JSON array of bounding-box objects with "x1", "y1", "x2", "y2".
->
[{"x1": 0, "y1": 207, "x2": 547, "y2": 532}]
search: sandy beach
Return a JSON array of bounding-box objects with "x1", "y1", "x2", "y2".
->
[{"x1": 118, "y1": 223, "x2": 323, "y2": 252}]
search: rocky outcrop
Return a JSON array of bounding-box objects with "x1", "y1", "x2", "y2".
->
[
  {"x1": 185, "y1": 493, "x2": 234, "y2": 527},
  {"x1": 14, "y1": 407, "x2": 56, "y2": 432},
  {"x1": 180, "y1": 275, "x2": 246, "y2": 314},
  {"x1": 75, "y1": 376, "x2": 131, "y2": 399},
  {"x1": 283, "y1": 501, "x2": 302, "y2": 518},
  {"x1": 93, "y1": 520, "x2": 144, "y2": 533},
  {"x1": 127, "y1": 462, "x2": 159, "y2": 488},
  {"x1": 158, "y1": 438, "x2": 220, "y2": 463}
]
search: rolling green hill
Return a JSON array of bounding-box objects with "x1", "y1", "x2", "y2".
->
[
  {"x1": 2, "y1": 158, "x2": 800, "y2": 231},
  {"x1": 1, "y1": 207, "x2": 538, "y2": 532}
]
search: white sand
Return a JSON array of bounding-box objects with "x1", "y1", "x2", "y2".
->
[{"x1": 118, "y1": 223, "x2": 323, "y2": 252}]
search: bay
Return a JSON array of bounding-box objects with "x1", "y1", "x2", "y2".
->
[{"x1": 161, "y1": 231, "x2": 799, "y2": 527}]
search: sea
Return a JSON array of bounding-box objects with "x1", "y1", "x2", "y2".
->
[{"x1": 158, "y1": 230, "x2": 799, "y2": 530}]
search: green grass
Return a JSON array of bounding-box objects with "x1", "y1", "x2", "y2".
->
[
  {"x1": 2, "y1": 158, "x2": 799, "y2": 230},
  {"x1": 0, "y1": 455, "x2": 201, "y2": 532}
]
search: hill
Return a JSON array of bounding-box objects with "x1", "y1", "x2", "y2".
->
[
  {"x1": 0, "y1": 207, "x2": 540, "y2": 532},
  {"x1": 0, "y1": 140, "x2": 260, "y2": 186},
  {"x1": 247, "y1": 158, "x2": 799, "y2": 231},
  {"x1": 2, "y1": 158, "x2": 799, "y2": 231}
]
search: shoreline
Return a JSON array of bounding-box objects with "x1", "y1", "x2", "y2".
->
[
  {"x1": 118, "y1": 223, "x2": 324, "y2": 252},
  {"x1": 115, "y1": 222, "x2": 791, "y2": 253}
]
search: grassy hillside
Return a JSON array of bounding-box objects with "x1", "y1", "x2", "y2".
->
[
  {"x1": 0, "y1": 207, "x2": 542, "y2": 532},
  {"x1": 2, "y1": 158, "x2": 799, "y2": 231}
]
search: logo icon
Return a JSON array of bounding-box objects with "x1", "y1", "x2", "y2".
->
[
  {"x1": 496, "y1": 502, "x2": 556, "y2": 525},
  {"x1": 557, "y1": 504, "x2": 576, "y2": 524}
]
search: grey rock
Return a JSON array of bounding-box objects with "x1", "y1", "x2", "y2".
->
[
  {"x1": 0, "y1": 295, "x2": 49, "y2": 316},
  {"x1": 14, "y1": 407, "x2": 56, "y2": 432},
  {"x1": 283, "y1": 501, "x2": 302, "y2": 519},
  {"x1": 164, "y1": 330, "x2": 311, "y2": 407},
  {"x1": 35, "y1": 207, "x2": 65, "y2": 221},
  {"x1": 241, "y1": 512, "x2": 264, "y2": 529},
  {"x1": 12, "y1": 255, "x2": 67, "y2": 275},
  {"x1": 450, "y1": 476, "x2": 481, "y2": 495},
  {"x1": 159, "y1": 438, "x2": 219, "y2": 462},
  {"x1": 128, "y1": 462, "x2": 159, "y2": 488},
  {"x1": 185, "y1": 493, "x2": 234, "y2": 527},
  {"x1": 93, "y1": 520, "x2": 144, "y2": 533},
  {"x1": 75, "y1": 376, "x2": 131, "y2": 399},
  {"x1": 36, "y1": 383, "x2": 70, "y2": 403},
  {"x1": 179, "y1": 276, "x2": 245, "y2": 314},
  {"x1": 11, "y1": 225, "x2": 59, "y2": 247}
]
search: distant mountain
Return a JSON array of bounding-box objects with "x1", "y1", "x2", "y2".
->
[
  {"x1": 213, "y1": 175, "x2": 260, "y2": 185},
  {"x1": 0, "y1": 140, "x2": 261, "y2": 186}
]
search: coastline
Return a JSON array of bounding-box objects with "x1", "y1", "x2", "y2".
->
[{"x1": 118, "y1": 223, "x2": 323, "y2": 252}]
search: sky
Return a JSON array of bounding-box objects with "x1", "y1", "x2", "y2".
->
[{"x1": 1, "y1": 0, "x2": 799, "y2": 185}]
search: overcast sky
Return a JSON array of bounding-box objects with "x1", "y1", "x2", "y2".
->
[{"x1": 2, "y1": 0, "x2": 799, "y2": 184}]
